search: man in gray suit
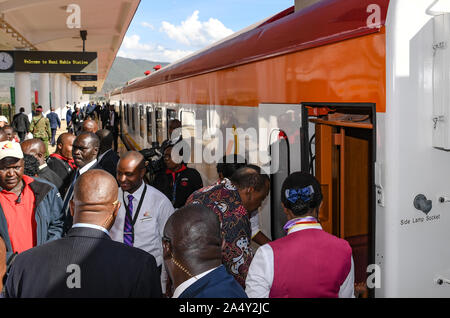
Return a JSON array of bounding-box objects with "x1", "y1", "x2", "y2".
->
[{"x1": 4, "y1": 169, "x2": 162, "y2": 298}]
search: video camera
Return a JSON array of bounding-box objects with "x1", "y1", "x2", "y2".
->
[{"x1": 140, "y1": 142, "x2": 165, "y2": 177}]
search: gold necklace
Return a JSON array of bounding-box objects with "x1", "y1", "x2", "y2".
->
[{"x1": 171, "y1": 254, "x2": 198, "y2": 280}]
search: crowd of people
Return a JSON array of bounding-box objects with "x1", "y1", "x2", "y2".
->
[{"x1": 0, "y1": 105, "x2": 356, "y2": 298}]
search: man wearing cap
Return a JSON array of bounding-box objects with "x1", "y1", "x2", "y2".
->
[
  {"x1": 0, "y1": 116, "x2": 9, "y2": 128},
  {"x1": 0, "y1": 141, "x2": 64, "y2": 262},
  {"x1": 29, "y1": 106, "x2": 51, "y2": 158}
]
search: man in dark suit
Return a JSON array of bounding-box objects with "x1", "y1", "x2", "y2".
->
[
  {"x1": 71, "y1": 106, "x2": 84, "y2": 136},
  {"x1": 46, "y1": 107, "x2": 61, "y2": 147},
  {"x1": 4, "y1": 169, "x2": 162, "y2": 298},
  {"x1": 106, "y1": 104, "x2": 120, "y2": 152},
  {"x1": 62, "y1": 132, "x2": 101, "y2": 233},
  {"x1": 11, "y1": 107, "x2": 30, "y2": 142},
  {"x1": 163, "y1": 204, "x2": 247, "y2": 298},
  {"x1": 95, "y1": 129, "x2": 119, "y2": 178},
  {"x1": 21, "y1": 139, "x2": 63, "y2": 194}
]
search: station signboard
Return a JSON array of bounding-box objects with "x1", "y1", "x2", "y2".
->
[
  {"x1": 0, "y1": 51, "x2": 97, "y2": 73},
  {"x1": 82, "y1": 86, "x2": 97, "y2": 94},
  {"x1": 71, "y1": 75, "x2": 98, "y2": 81}
]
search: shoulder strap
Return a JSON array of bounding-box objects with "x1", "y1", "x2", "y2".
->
[{"x1": 34, "y1": 116, "x2": 43, "y2": 126}]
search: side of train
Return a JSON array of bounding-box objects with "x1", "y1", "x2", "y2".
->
[{"x1": 110, "y1": 0, "x2": 450, "y2": 297}]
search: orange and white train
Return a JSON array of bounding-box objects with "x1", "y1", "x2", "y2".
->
[{"x1": 111, "y1": 0, "x2": 450, "y2": 297}]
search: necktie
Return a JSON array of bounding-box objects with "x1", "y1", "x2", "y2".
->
[
  {"x1": 123, "y1": 194, "x2": 134, "y2": 246},
  {"x1": 62, "y1": 169, "x2": 80, "y2": 216}
]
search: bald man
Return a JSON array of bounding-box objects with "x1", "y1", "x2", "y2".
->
[
  {"x1": 21, "y1": 139, "x2": 63, "y2": 193},
  {"x1": 4, "y1": 169, "x2": 162, "y2": 298},
  {"x1": 164, "y1": 204, "x2": 247, "y2": 298},
  {"x1": 110, "y1": 151, "x2": 174, "y2": 293},
  {"x1": 81, "y1": 119, "x2": 99, "y2": 134},
  {"x1": 47, "y1": 133, "x2": 76, "y2": 196}
]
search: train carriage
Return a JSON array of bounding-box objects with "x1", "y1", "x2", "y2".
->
[{"x1": 111, "y1": 0, "x2": 450, "y2": 297}]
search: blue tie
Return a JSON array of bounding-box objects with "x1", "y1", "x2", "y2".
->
[{"x1": 123, "y1": 194, "x2": 134, "y2": 246}]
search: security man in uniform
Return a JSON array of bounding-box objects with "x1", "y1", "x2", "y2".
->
[{"x1": 29, "y1": 106, "x2": 51, "y2": 158}]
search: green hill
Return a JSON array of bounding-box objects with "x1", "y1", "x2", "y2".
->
[
  {"x1": 99, "y1": 56, "x2": 170, "y2": 95},
  {"x1": 0, "y1": 56, "x2": 169, "y2": 102}
]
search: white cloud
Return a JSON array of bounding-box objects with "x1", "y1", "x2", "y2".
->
[
  {"x1": 160, "y1": 10, "x2": 233, "y2": 48},
  {"x1": 118, "y1": 35, "x2": 193, "y2": 63},
  {"x1": 141, "y1": 22, "x2": 155, "y2": 30}
]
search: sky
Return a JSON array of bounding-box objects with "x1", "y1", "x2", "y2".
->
[{"x1": 118, "y1": 0, "x2": 294, "y2": 63}]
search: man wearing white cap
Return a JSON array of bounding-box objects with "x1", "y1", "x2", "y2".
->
[
  {"x1": 0, "y1": 141, "x2": 64, "y2": 262},
  {"x1": 0, "y1": 116, "x2": 9, "y2": 128}
]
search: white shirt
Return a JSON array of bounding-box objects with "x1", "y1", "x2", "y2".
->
[
  {"x1": 109, "y1": 182, "x2": 175, "y2": 292},
  {"x1": 72, "y1": 223, "x2": 110, "y2": 235},
  {"x1": 79, "y1": 159, "x2": 97, "y2": 175},
  {"x1": 245, "y1": 224, "x2": 355, "y2": 298},
  {"x1": 109, "y1": 182, "x2": 174, "y2": 266},
  {"x1": 172, "y1": 266, "x2": 219, "y2": 298}
]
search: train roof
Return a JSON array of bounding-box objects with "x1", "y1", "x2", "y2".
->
[{"x1": 117, "y1": 0, "x2": 389, "y2": 95}]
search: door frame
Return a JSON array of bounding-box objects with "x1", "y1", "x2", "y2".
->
[{"x1": 301, "y1": 101, "x2": 377, "y2": 297}]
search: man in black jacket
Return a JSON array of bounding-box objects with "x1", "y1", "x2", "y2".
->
[
  {"x1": 21, "y1": 139, "x2": 63, "y2": 194},
  {"x1": 61, "y1": 132, "x2": 100, "y2": 233},
  {"x1": 106, "y1": 104, "x2": 120, "y2": 152},
  {"x1": 47, "y1": 133, "x2": 76, "y2": 197},
  {"x1": 4, "y1": 169, "x2": 162, "y2": 298},
  {"x1": 11, "y1": 107, "x2": 30, "y2": 142},
  {"x1": 152, "y1": 145, "x2": 203, "y2": 208},
  {"x1": 95, "y1": 129, "x2": 119, "y2": 178},
  {"x1": 71, "y1": 106, "x2": 84, "y2": 136}
]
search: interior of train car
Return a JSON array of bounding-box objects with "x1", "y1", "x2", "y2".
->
[{"x1": 305, "y1": 102, "x2": 375, "y2": 297}]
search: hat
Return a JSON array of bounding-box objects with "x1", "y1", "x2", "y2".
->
[
  {"x1": 0, "y1": 116, "x2": 8, "y2": 124},
  {"x1": 0, "y1": 141, "x2": 24, "y2": 161}
]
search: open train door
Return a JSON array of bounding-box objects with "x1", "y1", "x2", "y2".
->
[{"x1": 301, "y1": 102, "x2": 377, "y2": 298}]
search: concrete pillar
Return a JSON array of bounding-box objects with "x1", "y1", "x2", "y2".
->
[
  {"x1": 51, "y1": 74, "x2": 61, "y2": 118},
  {"x1": 39, "y1": 73, "x2": 50, "y2": 113},
  {"x1": 295, "y1": 0, "x2": 321, "y2": 11},
  {"x1": 67, "y1": 80, "x2": 73, "y2": 105},
  {"x1": 59, "y1": 75, "x2": 68, "y2": 119},
  {"x1": 72, "y1": 83, "x2": 77, "y2": 105},
  {"x1": 15, "y1": 72, "x2": 32, "y2": 116}
]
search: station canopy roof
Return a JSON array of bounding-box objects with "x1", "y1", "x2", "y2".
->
[{"x1": 0, "y1": 0, "x2": 140, "y2": 91}]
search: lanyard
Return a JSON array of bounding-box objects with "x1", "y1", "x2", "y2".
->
[{"x1": 122, "y1": 184, "x2": 147, "y2": 230}]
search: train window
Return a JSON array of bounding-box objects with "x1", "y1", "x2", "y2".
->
[
  {"x1": 180, "y1": 111, "x2": 195, "y2": 139},
  {"x1": 139, "y1": 105, "x2": 145, "y2": 138},
  {"x1": 146, "y1": 106, "x2": 153, "y2": 144},
  {"x1": 156, "y1": 108, "x2": 164, "y2": 146},
  {"x1": 132, "y1": 105, "x2": 136, "y2": 131},
  {"x1": 126, "y1": 104, "x2": 130, "y2": 127},
  {"x1": 166, "y1": 109, "x2": 177, "y2": 139}
]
